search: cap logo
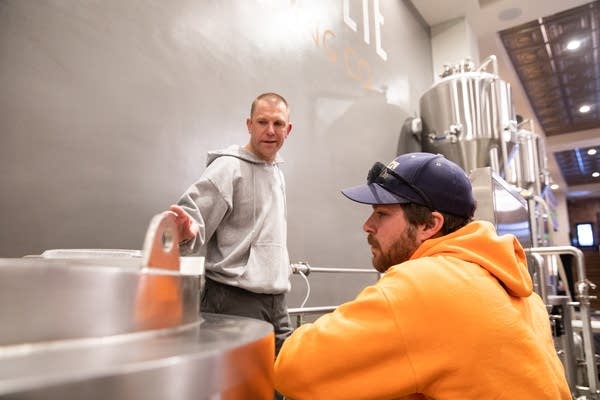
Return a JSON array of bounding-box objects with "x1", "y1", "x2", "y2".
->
[{"x1": 387, "y1": 160, "x2": 399, "y2": 170}]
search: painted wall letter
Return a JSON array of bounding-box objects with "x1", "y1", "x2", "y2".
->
[
  {"x1": 342, "y1": 0, "x2": 357, "y2": 32},
  {"x1": 374, "y1": 0, "x2": 387, "y2": 61},
  {"x1": 362, "y1": 0, "x2": 369, "y2": 44}
]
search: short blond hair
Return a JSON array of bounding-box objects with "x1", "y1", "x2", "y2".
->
[{"x1": 250, "y1": 92, "x2": 290, "y2": 117}]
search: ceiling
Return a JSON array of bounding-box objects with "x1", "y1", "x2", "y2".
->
[{"x1": 411, "y1": 0, "x2": 600, "y2": 199}]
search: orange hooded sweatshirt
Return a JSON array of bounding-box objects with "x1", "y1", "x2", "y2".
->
[{"x1": 274, "y1": 221, "x2": 571, "y2": 399}]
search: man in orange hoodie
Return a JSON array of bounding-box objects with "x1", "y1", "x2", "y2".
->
[{"x1": 274, "y1": 152, "x2": 571, "y2": 399}]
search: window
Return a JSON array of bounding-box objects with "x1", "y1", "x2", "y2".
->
[{"x1": 575, "y1": 222, "x2": 596, "y2": 247}]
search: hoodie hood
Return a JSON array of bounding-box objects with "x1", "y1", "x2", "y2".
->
[
  {"x1": 206, "y1": 144, "x2": 284, "y2": 166},
  {"x1": 411, "y1": 220, "x2": 532, "y2": 297}
]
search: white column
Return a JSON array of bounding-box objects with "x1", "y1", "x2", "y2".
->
[{"x1": 430, "y1": 16, "x2": 479, "y2": 82}]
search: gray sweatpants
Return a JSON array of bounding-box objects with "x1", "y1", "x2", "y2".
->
[{"x1": 201, "y1": 277, "x2": 293, "y2": 355}]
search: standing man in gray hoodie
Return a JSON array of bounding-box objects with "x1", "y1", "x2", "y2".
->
[{"x1": 168, "y1": 92, "x2": 293, "y2": 354}]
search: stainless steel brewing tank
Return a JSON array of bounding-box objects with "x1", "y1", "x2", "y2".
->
[
  {"x1": 419, "y1": 67, "x2": 516, "y2": 174},
  {"x1": 505, "y1": 128, "x2": 542, "y2": 194},
  {"x1": 0, "y1": 213, "x2": 275, "y2": 399}
]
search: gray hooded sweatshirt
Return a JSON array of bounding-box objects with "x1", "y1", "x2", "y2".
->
[{"x1": 178, "y1": 144, "x2": 290, "y2": 294}]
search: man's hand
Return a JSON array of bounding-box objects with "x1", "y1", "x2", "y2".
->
[{"x1": 167, "y1": 205, "x2": 200, "y2": 243}]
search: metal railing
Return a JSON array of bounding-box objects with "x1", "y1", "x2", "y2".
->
[
  {"x1": 289, "y1": 262, "x2": 379, "y2": 327},
  {"x1": 527, "y1": 246, "x2": 599, "y2": 399}
]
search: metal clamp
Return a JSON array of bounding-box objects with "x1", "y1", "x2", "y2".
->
[{"x1": 291, "y1": 261, "x2": 311, "y2": 276}]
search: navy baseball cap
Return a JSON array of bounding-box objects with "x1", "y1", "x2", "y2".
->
[{"x1": 341, "y1": 152, "x2": 476, "y2": 218}]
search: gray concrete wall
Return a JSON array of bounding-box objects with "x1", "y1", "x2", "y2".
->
[{"x1": 0, "y1": 0, "x2": 432, "y2": 308}]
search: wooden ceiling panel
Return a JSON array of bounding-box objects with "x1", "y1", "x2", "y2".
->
[{"x1": 500, "y1": 1, "x2": 600, "y2": 186}]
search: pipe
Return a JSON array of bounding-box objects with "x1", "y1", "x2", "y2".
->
[
  {"x1": 532, "y1": 194, "x2": 556, "y2": 245},
  {"x1": 291, "y1": 262, "x2": 379, "y2": 276},
  {"x1": 530, "y1": 253, "x2": 548, "y2": 304},
  {"x1": 548, "y1": 295, "x2": 578, "y2": 394},
  {"x1": 476, "y1": 54, "x2": 498, "y2": 76},
  {"x1": 527, "y1": 246, "x2": 599, "y2": 396},
  {"x1": 288, "y1": 306, "x2": 337, "y2": 315}
]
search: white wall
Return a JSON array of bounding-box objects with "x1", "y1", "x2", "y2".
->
[
  {"x1": 430, "y1": 16, "x2": 480, "y2": 80},
  {"x1": 0, "y1": 0, "x2": 433, "y2": 308}
]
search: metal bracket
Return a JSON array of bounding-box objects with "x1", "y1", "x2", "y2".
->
[{"x1": 142, "y1": 212, "x2": 180, "y2": 271}]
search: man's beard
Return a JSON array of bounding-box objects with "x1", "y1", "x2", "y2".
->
[{"x1": 368, "y1": 225, "x2": 419, "y2": 273}]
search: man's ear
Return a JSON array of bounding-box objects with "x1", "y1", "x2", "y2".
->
[{"x1": 418, "y1": 211, "x2": 445, "y2": 241}]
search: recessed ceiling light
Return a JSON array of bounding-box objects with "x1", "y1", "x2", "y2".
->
[
  {"x1": 588, "y1": 148, "x2": 598, "y2": 156},
  {"x1": 550, "y1": 183, "x2": 560, "y2": 190},
  {"x1": 498, "y1": 7, "x2": 522, "y2": 21},
  {"x1": 566, "y1": 39, "x2": 582, "y2": 50},
  {"x1": 579, "y1": 104, "x2": 592, "y2": 113},
  {"x1": 593, "y1": 172, "x2": 600, "y2": 178}
]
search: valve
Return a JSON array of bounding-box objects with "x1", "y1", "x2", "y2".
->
[{"x1": 291, "y1": 261, "x2": 311, "y2": 276}]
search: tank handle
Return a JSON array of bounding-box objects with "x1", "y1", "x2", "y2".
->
[{"x1": 141, "y1": 212, "x2": 180, "y2": 271}]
